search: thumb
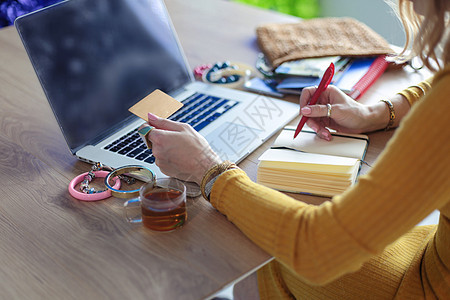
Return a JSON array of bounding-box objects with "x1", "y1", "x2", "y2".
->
[{"x1": 147, "y1": 112, "x2": 183, "y2": 132}]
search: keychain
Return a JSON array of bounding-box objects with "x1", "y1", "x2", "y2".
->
[
  {"x1": 195, "y1": 61, "x2": 254, "y2": 88},
  {"x1": 68, "y1": 162, "x2": 135, "y2": 201}
]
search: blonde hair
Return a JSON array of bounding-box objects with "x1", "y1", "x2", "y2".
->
[{"x1": 389, "y1": 0, "x2": 450, "y2": 71}]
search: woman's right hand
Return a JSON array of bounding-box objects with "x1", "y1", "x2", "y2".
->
[
  {"x1": 299, "y1": 85, "x2": 382, "y2": 140},
  {"x1": 146, "y1": 113, "x2": 222, "y2": 185}
]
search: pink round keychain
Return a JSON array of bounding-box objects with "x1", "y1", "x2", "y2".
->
[{"x1": 69, "y1": 170, "x2": 121, "y2": 201}]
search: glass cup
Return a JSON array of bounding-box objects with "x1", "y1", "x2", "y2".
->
[{"x1": 124, "y1": 178, "x2": 187, "y2": 231}]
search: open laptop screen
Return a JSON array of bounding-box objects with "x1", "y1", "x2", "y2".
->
[{"x1": 15, "y1": 0, "x2": 192, "y2": 153}]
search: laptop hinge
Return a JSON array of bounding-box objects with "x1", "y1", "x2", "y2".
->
[{"x1": 169, "y1": 86, "x2": 190, "y2": 98}]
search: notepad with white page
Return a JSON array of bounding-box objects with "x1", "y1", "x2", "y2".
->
[{"x1": 257, "y1": 126, "x2": 369, "y2": 197}]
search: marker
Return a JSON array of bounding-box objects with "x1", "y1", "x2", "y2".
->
[{"x1": 293, "y1": 62, "x2": 335, "y2": 139}]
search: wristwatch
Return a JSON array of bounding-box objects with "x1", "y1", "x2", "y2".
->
[{"x1": 204, "y1": 174, "x2": 221, "y2": 201}]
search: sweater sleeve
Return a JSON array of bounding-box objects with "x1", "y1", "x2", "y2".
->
[
  {"x1": 209, "y1": 68, "x2": 450, "y2": 285},
  {"x1": 397, "y1": 77, "x2": 433, "y2": 107}
]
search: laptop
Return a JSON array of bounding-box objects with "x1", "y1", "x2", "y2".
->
[{"x1": 14, "y1": 0, "x2": 299, "y2": 180}]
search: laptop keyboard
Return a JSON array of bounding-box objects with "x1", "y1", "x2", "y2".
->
[{"x1": 103, "y1": 92, "x2": 239, "y2": 164}]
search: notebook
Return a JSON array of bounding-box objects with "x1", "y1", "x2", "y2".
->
[
  {"x1": 334, "y1": 56, "x2": 389, "y2": 99},
  {"x1": 14, "y1": 0, "x2": 299, "y2": 181},
  {"x1": 274, "y1": 56, "x2": 348, "y2": 78},
  {"x1": 276, "y1": 56, "x2": 388, "y2": 100},
  {"x1": 257, "y1": 126, "x2": 369, "y2": 197}
]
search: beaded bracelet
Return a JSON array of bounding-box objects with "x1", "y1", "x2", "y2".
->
[
  {"x1": 380, "y1": 99, "x2": 396, "y2": 131},
  {"x1": 69, "y1": 171, "x2": 121, "y2": 201},
  {"x1": 200, "y1": 161, "x2": 237, "y2": 201}
]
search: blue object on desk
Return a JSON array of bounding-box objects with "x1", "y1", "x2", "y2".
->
[
  {"x1": 333, "y1": 57, "x2": 376, "y2": 92},
  {"x1": 276, "y1": 76, "x2": 321, "y2": 94},
  {"x1": 244, "y1": 77, "x2": 284, "y2": 97},
  {"x1": 275, "y1": 57, "x2": 378, "y2": 95}
]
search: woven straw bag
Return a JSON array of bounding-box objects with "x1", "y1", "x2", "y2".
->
[{"x1": 256, "y1": 17, "x2": 393, "y2": 68}]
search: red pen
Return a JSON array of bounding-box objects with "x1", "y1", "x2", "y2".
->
[{"x1": 293, "y1": 62, "x2": 335, "y2": 139}]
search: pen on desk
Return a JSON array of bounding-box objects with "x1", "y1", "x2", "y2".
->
[{"x1": 293, "y1": 62, "x2": 335, "y2": 139}]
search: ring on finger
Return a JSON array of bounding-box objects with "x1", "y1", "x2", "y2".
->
[
  {"x1": 138, "y1": 123, "x2": 154, "y2": 149},
  {"x1": 326, "y1": 103, "x2": 332, "y2": 118}
]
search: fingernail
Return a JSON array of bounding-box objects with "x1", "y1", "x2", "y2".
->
[
  {"x1": 319, "y1": 131, "x2": 331, "y2": 141},
  {"x1": 301, "y1": 107, "x2": 311, "y2": 115},
  {"x1": 147, "y1": 113, "x2": 158, "y2": 121},
  {"x1": 309, "y1": 124, "x2": 318, "y2": 132}
]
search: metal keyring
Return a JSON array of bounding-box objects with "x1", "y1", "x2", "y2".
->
[{"x1": 105, "y1": 165, "x2": 156, "y2": 199}]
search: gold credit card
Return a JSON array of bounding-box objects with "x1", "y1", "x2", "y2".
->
[{"x1": 128, "y1": 89, "x2": 183, "y2": 120}]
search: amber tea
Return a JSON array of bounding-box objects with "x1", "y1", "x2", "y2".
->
[
  {"x1": 124, "y1": 178, "x2": 187, "y2": 231},
  {"x1": 141, "y1": 188, "x2": 187, "y2": 231}
]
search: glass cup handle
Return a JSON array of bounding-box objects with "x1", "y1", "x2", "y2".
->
[{"x1": 123, "y1": 198, "x2": 142, "y2": 223}]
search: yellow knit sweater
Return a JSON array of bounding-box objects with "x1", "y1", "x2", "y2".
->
[{"x1": 210, "y1": 67, "x2": 450, "y2": 299}]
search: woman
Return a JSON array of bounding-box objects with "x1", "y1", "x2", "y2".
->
[{"x1": 146, "y1": 0, "x2": 449, "y2": 298}]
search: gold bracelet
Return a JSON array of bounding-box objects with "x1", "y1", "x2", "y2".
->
[
  {"x1": 200, "y1": 160, "x2": 237, "y2": 201},
  {"x1": 422, "y1": 80, "x2": 432, "y2": 90},
  {"x1": 380, "y1": 99, "x2": 396, "y2": 131},
  {"x1": 407, "y1": 84, "x2": 426, "y2": 97}
]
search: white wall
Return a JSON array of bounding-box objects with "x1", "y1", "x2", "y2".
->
[{"x1": 319, "y1": 0, "x2": 405, "y2": 47}]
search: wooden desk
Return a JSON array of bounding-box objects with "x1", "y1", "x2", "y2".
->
[{"x1": 0, "y1": 0, "x2": 431, "y2": 299}]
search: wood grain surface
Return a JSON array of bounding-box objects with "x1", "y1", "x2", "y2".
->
[{"x1": 0, "y1": 0, "x2": 432, "y2": 299}]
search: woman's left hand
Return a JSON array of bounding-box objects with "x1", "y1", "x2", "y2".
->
[{"x1": 146, "y1": 113, "x2": 222, "y2": 184}]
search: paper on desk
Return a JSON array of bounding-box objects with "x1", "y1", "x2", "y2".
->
[
  {"x1": 274, "y1": 127, "x2": 368, "y2": 160},
  {"x1": 259, "y1": 148, "x2": 358, "y2": 167},
  {"x1": 128, "y1": 89, "x2": 183, "y2": 120}
]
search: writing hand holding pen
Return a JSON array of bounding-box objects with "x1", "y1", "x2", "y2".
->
[
  {"x1": 294, "y1": 63, "x2": 334, "y2": 139},
  {"x1": 298, "y1": 84, "x2": 404, "y2": 140}
]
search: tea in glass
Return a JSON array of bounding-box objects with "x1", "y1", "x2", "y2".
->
[
  {"x1": 141, "y1": 187, "x2": 186, "y2": 231},
  {"x1": 124, "y1": 178, "x2": 187, "y2": 232}
]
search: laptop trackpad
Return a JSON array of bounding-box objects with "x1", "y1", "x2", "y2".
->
[{"x1": 205, "y1": 121, "x2": 262, "y2": 161}]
